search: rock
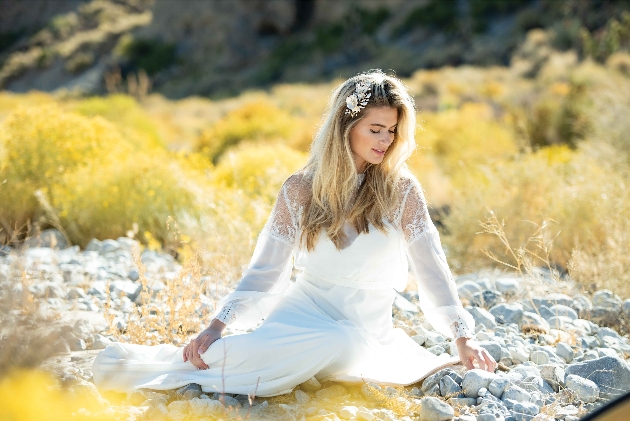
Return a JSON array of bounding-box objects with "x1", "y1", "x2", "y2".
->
[
  {"x1": 509, "y1": 346, "x2": 529, "y2": 364},
  {"x1": 462, "y1": 369, "x2": 499, "y2": 398},
  {"x1": 315, "y1": 384, "x2": 347, "y2": 399},
  {"x1": 447, "y1": 397, "x2": 476, "y2": 406},
  {"x1": 596, "y1": 327, "x2": 622, "y2": 343},
  {"x1": 539, "y1": 364, "x2": 565, "y2": 392},
  {"x1": 572, "y1": 294, "x2": 593, "y2": 315},
  {"x1": 520, "y1": 312, "x2": 550, "y2": 333},
  {"x1": 294, "y1": 389, "x2": 311, "y2": 404},
  {"x1": 590, "y1": 307, "x2": 619, "y2": 326},
  {"x1": 219, "y1": 395, "x2": 241, "y2": 408},
  {"x1": 340, "y1": 406, "x2": 358, "y2": 419},
  {"x1": 68, "y1": 338, "x2": 86, "y2": 351},
  {"x1": 488, "y1": 378, "x2": 511, "y2": 399},
  {"x1": 565, "y1": 374, "x2": 599, "y2": 403},
  {"x1": 439, "y1": 374, "x2": 462, "y2": 398},
  {"x1": 592, "y1": 290, "x2": 622, "y2": 310},
  {"x1": 417, "y1": 396, "x2": 454, "y2": 421},
  {"x1": 427, "y1": 345, "x2": 446, "y2": 356},
  {"x1": 356, "y1": 407, "x2": 376, "y2": 421},
  {"x1": 66, "y1": 287, "x2": 87, "y2": 300},
  {"x1": 424, "y1": 331, "x2": 445, "y2": 348},
  {"x1": 565, "y1": 356, "x2": 630, "y2": 399},
  {"x1": 25, "y1": 229, "x2": 69, "y2": 249},
  {"x1": 512, "y1": 401, "x2": 539, "y2": 421},
  {"x1": 532, "y1": 293, "x2": 574, "y2": 308},
  {"x1": 495, "y1": 277, "x2": 520, "y2": 296},
  {"x1": 489, "y1": 303, "x2": 524, "y2": 325},
  {"x1": 478, "y1": 341, "x2": 503, "y2": 363},
  {"x1": 72, "y1": 380, "x2": 106, "y2": 407},
  {"x1": 412, "y1": 333, "x2": 426, "y2": 346},
  {"x1": 622, "y1": 299, "x2": 630, "y2": 317},
  {"x1": 176, "y1": 383, "x2": 202, "y2": 400},
  {"x1": 128, "y1": 269, "x2": 140, "y2": 281},
  {"x1": 529, "y1": 351, "x2": 549, "y2": 365},
  {"x1": 362, "y1": 382, "x2": 382, "y2": 401},
  {"x1": 502, "y1": 385, "x2": 530, "y2": 403},
  {"x1": 547, "y1": 316, "x2": 574, "y2": 329},
  {"x1": 468, "y1": 307, "x2": 498, "y2": 329},
  {"x1": 476, "y1": 414, "x2": 499, "y2": 421},
  {"x1": 189, "y1": 399, "x2": 223, "y2": 417},
  {"x1": 457, "y1": 281, "x2": 483, "y2": 301},
  {"x1": 92, "y1": 337, "x2": 111, "y2": 349},
  {"x1": 100, "y1": 239, "x2": 122, "y2": 255},
  {"x1": 471, "y1": 290, "x2": 504, "y2": 308},
  {"x1": 85, "y1": 239, "x2": 103, "y2": 253},
  {"x1": 548, "y1": 304, "x2": 578, "y2": 320}
]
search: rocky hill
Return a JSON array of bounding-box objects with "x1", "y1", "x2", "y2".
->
[{"x1": 1, "y1": 0, "x2": 629, "y2": 98}]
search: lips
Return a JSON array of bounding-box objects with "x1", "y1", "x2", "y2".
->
[{"x1": 372, "y1": 148, "x2": 386, "y2": 156}]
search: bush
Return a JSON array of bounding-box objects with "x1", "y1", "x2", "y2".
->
[
  {"x1": 195, "y1": 99, "x2": 306, "y2": 163},
  {"x1": 0, "y1": 104, "x2": 133, "y2": 231},
  {"x1": 212, "y1": 142, "x2": 307, "y2": 204}
]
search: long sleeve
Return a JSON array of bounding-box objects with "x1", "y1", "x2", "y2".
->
[
  {"x1": 396, "y1": 175, "x2": 475, "y2": 340},
  {"x1": 212, "y1": 173, "x2": 309, "y2": 330}
]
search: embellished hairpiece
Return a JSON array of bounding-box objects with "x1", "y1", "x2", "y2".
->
[{"x1": 345, "y1": 80, "x2": 372, "y2": 118}]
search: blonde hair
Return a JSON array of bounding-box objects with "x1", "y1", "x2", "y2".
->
[{"x1": 300, "y1": 70, "x2": 417, "y2": 251}]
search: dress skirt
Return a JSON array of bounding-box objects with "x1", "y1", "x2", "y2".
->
[{"x1": 92, "y1": 274, "x2": 460, "y2": 397}]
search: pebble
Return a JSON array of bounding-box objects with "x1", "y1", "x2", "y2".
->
[
  {"x1": 512, "y1": 401, "x2": 539, "y2": 421},
  {"x1": 300, "y1": 376, "x2": 322, "y2": 392},
  {"x1": 555, "y1": 342, "x2": 574, "y2": 363},
  {"x1": 488, "y1": 378, "x2": 510, "y2": 399},
  {"x1": 295, "y1": 389, "x2": 311, "y2": 404},
  {"x1": 462, "y1": 369, "x2": 499, "y2": 398},
  {"x1": 529, "y1": 350, "x2": 549, "y2": 365},
  {"x1": 417, "y1": 396, "x2": 454, "y2": 421}
]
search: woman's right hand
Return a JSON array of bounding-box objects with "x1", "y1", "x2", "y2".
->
[{"x1": 183, "y1": 319, "x2": 226, "y2": 369}]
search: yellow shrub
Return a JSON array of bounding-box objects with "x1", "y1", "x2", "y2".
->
[
  {"x1": 53, "y1": 151, "x2": 203, "y2": 247},
  {"x1": 0, "y1": 104, "x2": 133, "y2": 230},
  {"x1": 70, "y1": 94, "x2": 164, "y2": 149},
  {"x1": 195, "y1": 99, "x2": 308, "y2": 162},
  {"x1": 212, "y1": 141, "x2": 308, "y2": 204},
  {"x1": 441, "y1": 143, "x2": 619, "y2": 277}
]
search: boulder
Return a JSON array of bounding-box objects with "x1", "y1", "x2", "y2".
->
[
  {"x1": 489, "y1": 303, "x2": 524, "y2": 325},
  {"x1": 565, "y1": 374, "x2": 599, "y2": 403},
  {"x1": 565, "y1": 356, "x2": 630, "y2": 399},
  {"x1": 462, "y1": 369, "x2": 499, "y2": 398},
  {"x1": 417, "y1": 396, "x2": 454, "y2": 421}
]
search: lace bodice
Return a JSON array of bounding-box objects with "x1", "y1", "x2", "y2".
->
[{"x1": 213, "y1": 170, "x2": 474, "y2": 340}]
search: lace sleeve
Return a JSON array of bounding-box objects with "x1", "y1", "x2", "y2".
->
[
  {"x1": 211, "y1": 173, "x2": 310, "y2": 329},
  {"x1": 396, "y1": 174, "x2": 475, "y2": 339}
]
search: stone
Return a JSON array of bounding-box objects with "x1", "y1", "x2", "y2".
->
[
  {"x1": 189, "y1": 399, "x2": 222, "y2": 417},
  {"x1": 295, "y1": 389, "x2": 311, "y2": 404},
  {"x1": 565, "y1": 356, "x2": 630, "y2": 399},
  {"x1": 439, "y1": 374, "x2": 462, "y2": 398},
  {"x1": 427, "y1": 345, "x2": 446, "y2": 356},
  {"x1": 85, "y1": 239, "x2": 103, "y2": 253},
  {"x1": 315, "y1": 384, "x2": 347, "y2": 399},
  {"x1": 471, "y1": 290, "x2": 504, "y2": 308},
  {"x1": 176, "y1": 383, "x2": 202, "y2": 400},
  {"x1": 502, "y1": 385, "x2": 530, "y2": 403},
  {"x1": 539, "y1": 365, "x2": 565, "y2": 392},
  {"x1": 340, "y1": 406, "x2": 358, "y2": 419},
  {"x1": 488, "y1": 378, "x2": 511, "y2": 399},
  {"x1": 468, "y1": 306, "x2": 498, "y2": 329},
  {"x1": 597, "y1": 327, "x2": 622, "y2": 343},
  {"x1": 417, "y1": 396, "x2": 454, "y2": 421},
  {"x1": 592, "y1": 290, "x2": 622, "y2": 309},
  {"x1": 490, "y1": 303, "x2": 524, "y2": 325},
  {"x1": 548, "y1": 304, "x2": 578, "y2": 320},
  {"x1": 509, "y1": 347, "x2": 529, "y2": 364},
  {"x1": 300, "y1": 376, "x2": 321, "y2": 392},
  {"x1": 25, "y1": 229, "x2": 69, "y2": 249},
  {"x1": 532, "y1": 293, "x2": 573, "y2": 308},
  {"x1": 478, "y1": 341, "x2": 503, "y2": 363},
  {"x1": 219, "y1": 395, "x2": 241, "y2": 408},
  {"x1": 457, "y1": 281, "x2": 483, "y2": 301},
  {"x1": 412, "y1": 333, "x2": 426, "y2": 346},
  {"x1": 530, "y1": 351, "x2": 549, "y2": 365},
  {"x1": 477, "y1": 414, "x2": 499, "y2": 421},
  {"x1": 462, "y1": 369, "x2": 499, "y2": 398},
  {"x1": 623, "y1": 299, "x2": 630, "y2": 317},
  {"x1": 495, "y1": 277, "x2": 520, "y2": 296},
  {"x1": 447, "y1": 397, "x2": 476, "y2": 406},
  {"x1": 572, "y1": 294, "x2": 593, "y2": 315},
  {"x1": 356, "y1": 407, "x2": 376, "y2": 421},
  {"x1": 92, "y1": 337, "x2": 111, "y2": 350},
  {"x1": 68, "y1": 338, "x2": 86, "y2": 351},
  {"x1": 362, "y1": 382, "x2": 382, "y2": 401},
  {"x1": 512, "y1": 401, "x2": 539, "y2": 421},
  {"x1": 565, "y1": 374, "x2": 599, "y2": 403},
  {"x1": 520, "y1": 312, "x2": 550, "y2": 333}
]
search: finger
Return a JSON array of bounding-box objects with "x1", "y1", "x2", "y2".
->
[
  {"x1": 475, "y1": 352, "x2": 487, "y2": 371},
  {"x1": 482, "y1": 351, "x2": 496, "y2": 372},
  {"x1": 191, "y1": 340, "x2": 209, "y2": 370},
  {"x1": 198, "y1": 338, "x2": 211, "y2": 355},
  {"x1": 183, "y1": 344, "x2": 189, "y2": 362},
  {"x1": 463, "y1": 356, "x2": 474, "y2": 370}
]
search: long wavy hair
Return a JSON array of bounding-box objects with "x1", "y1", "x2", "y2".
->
[{"x1": 300, "y1": 70, "x2": 417, "y2": 251}]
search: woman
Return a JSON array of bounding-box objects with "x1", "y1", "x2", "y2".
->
[{"x1": 93, "y1": 70, "x2": 496, "y2": 398}]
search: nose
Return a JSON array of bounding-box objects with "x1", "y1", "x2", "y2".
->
[{"x1": 379, "y1": 133, "x2": 394, "y2": 146}]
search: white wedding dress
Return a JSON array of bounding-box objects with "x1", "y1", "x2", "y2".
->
[{"x1": 92, "y1": 170, "x2": 475, "y2": 397}]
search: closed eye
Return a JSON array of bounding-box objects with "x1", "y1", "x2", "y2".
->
[{"x1": 370, "y1": 129, "x2": 397, "y2": 134}]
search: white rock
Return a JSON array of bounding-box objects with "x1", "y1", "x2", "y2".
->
[
  {"x1": 340, "y1": 405, "x2": 358, "y2": 419},
  {"x1": 462, "y1": 369, "x2": 499, "y2": 398},
  {"x1": 417, "y1": 396, "x2": 454, "y2": 421},
  {"x1": 294, "y1": 389, "x2": 311, "y2": 404},
  {"x1": 565, "y1": 374, "x2": 599, "y2": 403}
]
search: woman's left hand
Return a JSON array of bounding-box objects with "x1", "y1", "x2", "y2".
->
[{"x1": 455, "y1": 337, "x2": 497, "y2": 372}]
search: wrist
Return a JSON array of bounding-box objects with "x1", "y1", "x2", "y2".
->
[
  {"x1": 455, "y1": 336, "x2": 472, "y2": 346},
  {"x1": 208, "y1": 318, "x2": 226, "y2": 333}
]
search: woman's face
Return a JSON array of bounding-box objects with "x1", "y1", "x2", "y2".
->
[{"x1": 348, "y1": 106, "x2": 398, "y2": 174}]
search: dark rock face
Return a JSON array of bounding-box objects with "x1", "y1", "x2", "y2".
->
[{"x1": 565, "y1": 356, "x2": 630, "y2": 399}]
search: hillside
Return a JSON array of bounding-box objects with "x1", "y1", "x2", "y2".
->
[{"x1": 1, "y1": 0, "x2": 629, "y2": 98}]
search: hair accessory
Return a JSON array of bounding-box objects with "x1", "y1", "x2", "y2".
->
[{"x1": 345, "y1": 80, "x2": 372, "y2": 118}]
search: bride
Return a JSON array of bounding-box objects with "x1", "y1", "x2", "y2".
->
[{"x1": 92, "y1": 70, "x2": 496, "y2": 398}]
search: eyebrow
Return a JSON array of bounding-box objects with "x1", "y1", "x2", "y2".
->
[{"x1": 370, "y1": 123, "x2": 398, "y2": 129}]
